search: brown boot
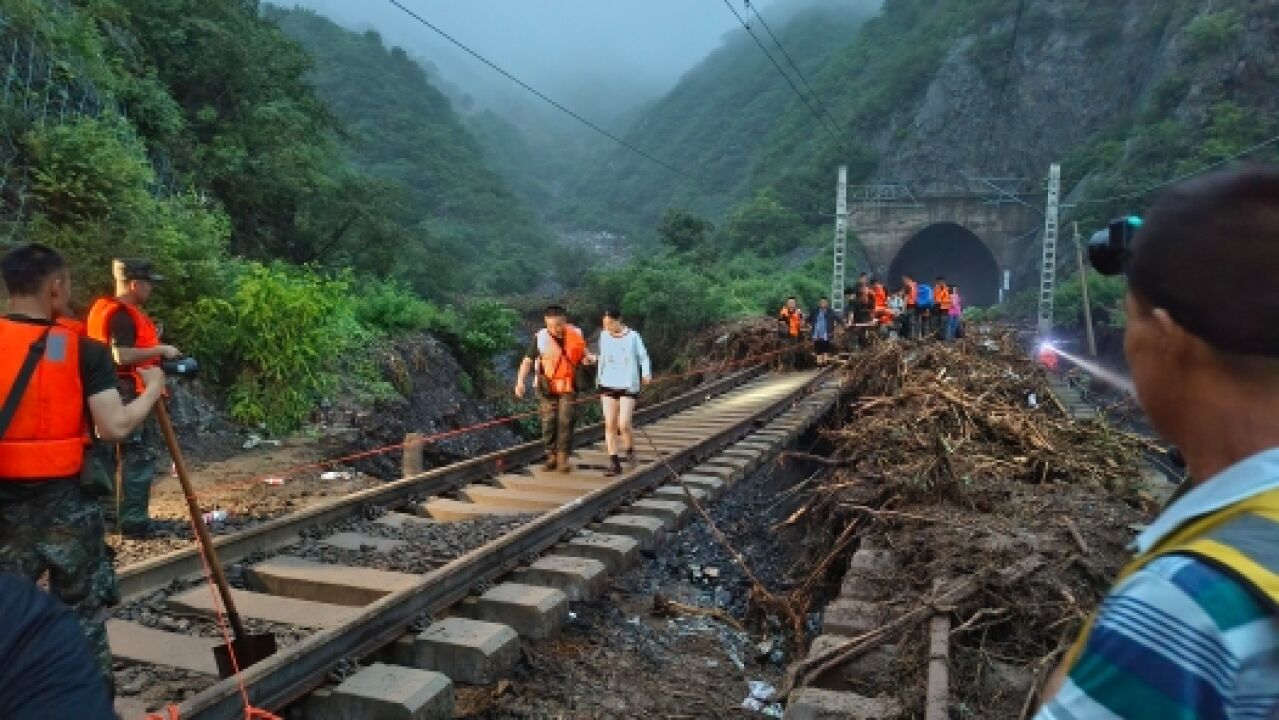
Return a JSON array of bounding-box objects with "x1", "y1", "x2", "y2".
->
[
  {"x1": 556, "y1": 452, "x2": 573, "y2": 474},
  {"x1": 543, "y1": 455, "x2": 557, "y2": 471}
]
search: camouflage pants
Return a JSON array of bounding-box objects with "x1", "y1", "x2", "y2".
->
[
  {"x1": 91, "y1": 388, "x2": 158, "y2": 530},
  {"x1": 0, "y1": 479, "x2": 119, "y2": 684},
  {"x1": 539, "y1": 392, "x2": 577, "y2": 457}
]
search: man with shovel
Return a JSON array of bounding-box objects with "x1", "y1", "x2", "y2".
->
[{"x1": 0, "y1": 243, "x2": 166, "y2": 694}]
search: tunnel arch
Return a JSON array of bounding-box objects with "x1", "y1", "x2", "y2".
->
[{"x1": 886, "y1": 222, "x2": 1001, "y2": 307}]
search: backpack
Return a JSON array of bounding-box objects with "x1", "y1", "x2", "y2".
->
[{"x1": 916, "y1": 284, "x2": 934, "y2": 307}]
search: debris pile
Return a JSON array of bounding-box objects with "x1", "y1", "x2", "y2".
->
[{"x1": 776, "y1": 331, "x2": 1157, "y2": 717}]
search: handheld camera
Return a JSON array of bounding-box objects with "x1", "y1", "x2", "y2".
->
[
  {"x1": 161, "y1": 356, "x2": 200, "y2": 378},
  {"x1": 1087, "y1": 215, "x2": 1143, "y2": 276}
]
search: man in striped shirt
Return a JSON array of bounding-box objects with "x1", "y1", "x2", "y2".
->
[{"x1": 1036, "y1": 166, "x2": 1279, "y2": 718}]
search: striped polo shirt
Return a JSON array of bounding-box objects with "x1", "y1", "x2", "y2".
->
[{"x1": 1037, "y1": 447, "x2": 1279, "y2": 720}]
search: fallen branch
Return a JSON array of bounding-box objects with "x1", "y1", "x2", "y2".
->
[
  {"x1": 779, "y1": 451, "x2": 858, "y2": 467},
  {"x1": 651, "y1": 594, "x2": 745, "y2": 632},
  {"x1": 1063, "y1": 518, "x2": 1091, "y2": 555}
]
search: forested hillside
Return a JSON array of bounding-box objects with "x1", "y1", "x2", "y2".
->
[
  {"x1": 0, "y1": 0, "x2": 527, "y2": 431},
  {"x1": 266, "y1": 6, "x2": 560, "y2": 295}
]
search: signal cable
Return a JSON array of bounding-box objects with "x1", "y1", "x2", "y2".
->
[{"x1": 743, "y1": 0, "x2": 846, "y2": 139}]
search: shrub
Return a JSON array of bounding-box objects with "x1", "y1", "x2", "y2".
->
[
  {"x1": 351, "y1": 279, "x2": 436, "y2": 334},
  {"x1": 1183, "y1": 10, "x2": 1242, "y2": 59}
]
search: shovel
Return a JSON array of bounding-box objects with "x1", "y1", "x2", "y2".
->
[{"x1": 155, "y1": 401, "x2": 278, "y2": 677}]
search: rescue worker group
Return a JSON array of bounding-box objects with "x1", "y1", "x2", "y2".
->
[
  {"x1": 776, "y1": 273, "x2": 964, "y2": 360},
  {"x1": 1, "y1": 165, "x2": 1278, "y2": 719}
]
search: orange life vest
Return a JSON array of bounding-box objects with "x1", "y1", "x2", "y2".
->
[
  {"x1": 778, "y1": 307, "x2": 803, "y2": 338},
  {"x1": 905, "y1": 281, "x2": 917, "y2": 307},
  {"x1": 87, "y1": 297, "x2": 160, "y2": 392},
  {"x1": 537, "y1": 326, "x2": 586, "y2": 395},
  {"x1": 872, "y1": 286, "x2": 887, "y2": 312},
  {"x1": 0, "y1": 318, "x2": 86, "y2": 480},
  {"x1": 935, "y1": 285, "x2": 951, "y2": 311},
  {"x1": 56, "y1": 317, "x2": 86, "y2": 335}
]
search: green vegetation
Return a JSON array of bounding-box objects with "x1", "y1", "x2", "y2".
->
[
  {"x1": 1, "y1": 1, "x2": 530, "y2": 433},
  {"x1": 1183, "y1": 10, "x2": 1242, "y2": 59}
]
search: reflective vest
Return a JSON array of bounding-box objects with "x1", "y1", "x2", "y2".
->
[
  {"x1": 86, "y1": 297, "x2": 159, "y2": 392},
  {"x1": 935, "y1": 285, "x2": 951, "y2": 311},
  {"x1": 905, "y1": 281, "x2": 918, "y2": 307},
  {"x1": 56, "y1": 317, "x2": 86, "y2": 335},
  {"x1": 872, "y1": 286, "x2": 887, "y2": 312},
  {"x1": 0, "y1": 318, "x2": 86, "y2": 480},
  {"x1": 536, "y1": 326, "x2": 586, "y2": 395},
  {"x1": 778, "y1": 307, "x2": 803, "y2": 338},
  {"x1": 1062, "y1": 486, "x2": 1279, "y2": 673}
]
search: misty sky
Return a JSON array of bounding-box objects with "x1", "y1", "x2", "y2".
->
[{"x1": 287, "y1": 0, "x2": 782, "y2": 123}]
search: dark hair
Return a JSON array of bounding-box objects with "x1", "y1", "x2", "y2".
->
[
  {"x1": 819, "y1": 296, "x2": 828, "y2": 301},
  {"x1": 543, "y1": 304, "x2": 568, "y2": 318},
  {"x1": 1131, "y1": 164, "x2": 1279, "y2": 357},
  {"x1": 786, "y1": 295, "x2": 796, "y2": 300},
  {"x1": 2, "y1": 243, "x2": 66, "y2": 296},
  {"x1": 604, "y1": 308, "x2": 622, "y2": 320}
]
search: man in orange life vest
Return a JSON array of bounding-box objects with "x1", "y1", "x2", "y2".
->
[
  {"x1": 0, "y1": 243, "x2": 166, "y2": 690},
  {"x1": 515, "y1": 305, "x2": 596, "y2": 473},
  {"x1": 86, "y1": 258, "x2": 180, "y2": 537},
  {"x1": 778, "y1": 296, "x2": 804, "y2": 342}
]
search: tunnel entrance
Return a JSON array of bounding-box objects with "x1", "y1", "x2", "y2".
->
[{"x1": 887, "y1": 223, "x2": 1001, "y2": 307}]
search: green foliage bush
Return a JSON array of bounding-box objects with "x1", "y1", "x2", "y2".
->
[{"x1": 1183, "y1": 10, "x2": 1242, "y2": 58}]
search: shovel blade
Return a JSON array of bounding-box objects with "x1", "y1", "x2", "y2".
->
[{"x1": 213, "y1": 633, "x2": 278, "y2": 678}]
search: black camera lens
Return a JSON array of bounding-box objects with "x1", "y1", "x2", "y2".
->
[{"x1": 1087, "y1": 216, "x2": 1142, "y2": 276}]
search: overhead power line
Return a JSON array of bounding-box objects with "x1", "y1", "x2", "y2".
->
[
  {"x1": 743, "y1": 0, "x2": 846, "y2": 140},
  {"x1": 385, "y1": 0, "x2": 688, "y2": 179},
  {"x1": 1080, "y1": 133, "x2": 1279, "y2": 206},
  {"x1": 719, "y1": 0, "x2": 850, "y2": 153}
]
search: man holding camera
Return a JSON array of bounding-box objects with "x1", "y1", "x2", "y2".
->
[
  {"x1": 1036, "y1": 166, "x2": 1279, "y2": 717},
  {"x1": 86, "y1": 258, "x2": 180, "y2": 538},
  {"x1": 1, "y1": 243, "x2": 166, "y2": 692}
]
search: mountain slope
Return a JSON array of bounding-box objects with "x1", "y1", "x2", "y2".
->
[
  {"x1": 567, "y1": 0, "x2": 1279, "y2": 251},
  {"x1": 267, "y1": 6, "x2": 560, "y2": 295}
]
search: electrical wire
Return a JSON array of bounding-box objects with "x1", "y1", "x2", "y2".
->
[
  {"x1": 1078, "y1": 133, "x2": 1279, "y2": 205},
  {"x1": 385, "y1": 0, "x2": 689, "y2": 179},
  {"x1": 720, "y1": 0, "x2": 849, "y2": 153},
  {"x1": 743, "y1": 0, "x2": 845, "y2": 139}
]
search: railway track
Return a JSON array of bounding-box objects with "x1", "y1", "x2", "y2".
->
[{"x1": 112, "y1": 366, "x2": 841, "y2": 719}]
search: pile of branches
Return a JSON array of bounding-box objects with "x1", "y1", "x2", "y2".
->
[{"x1": 776, "y1": 330, "x2": 1154, "y2": 716}]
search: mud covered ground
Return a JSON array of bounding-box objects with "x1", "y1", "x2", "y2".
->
[{"x1": 455, "y1": 448, "x2": 831, "y2": 719}]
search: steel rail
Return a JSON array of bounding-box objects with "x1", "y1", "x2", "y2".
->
[
  {"x1": 118, "y1": 365, "x2": 767, "y2": 599},
  {"x1": 178, "y1": 368, "x2": 830, "y2": 720}
]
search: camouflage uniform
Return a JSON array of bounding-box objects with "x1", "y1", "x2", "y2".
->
[
  {"x1": 92, "y1": 380, "x2": 158, "y2": 531},
  {"x1": 539, "y1": 392, "x2": 577, "y2": 457},
  {"x1": 0, "y1": 479, "x2": 119, "y2": 680}
]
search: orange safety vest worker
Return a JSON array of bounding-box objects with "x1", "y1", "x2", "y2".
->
[
  {"x1": 778, "y1": 307, "x2": 803, "y2": 338},
  {"x1": 935, "y1": 285, "x2": 951, "y2": 312},
  {"x1": 904, "y1": 280, "x2": 918, "y2": 308},
  {"x1": 86, "y1": 297, "x2": 160, "y2": 393},
  {"x1": 536, "y1": 325, "x2": 587, "y2": 395},
  {"x1": 56, "y1": 317, "x2": 86, "y2": 336},
  {"x1": 872, "y1": 286, "x2": 887, "y2": 312},
  {"x1": 0, "y1": 318, "x2": 86, "y2": 479}
]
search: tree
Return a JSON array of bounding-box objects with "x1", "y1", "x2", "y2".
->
[
  {"x1": 726, "y1": 189, "x2": 806, "y2": 256},
  {"x1": 657, "y1": 208, "x2": 715, "y2": 253}
]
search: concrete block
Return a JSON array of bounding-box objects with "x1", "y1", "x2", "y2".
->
[
  {"x1": 677, "y1": 474, "x2": 727, "y2": 499},
  {"x1": 106, "y1": 619, "x2": 218, "y2": 675},
  {"x1": 690, "y1": 464, "x2": 740, "y2": 485},
  {"x1": 325, "y1": 663, "x2": 453, "y2": 720},
  {"x1": 510, "y1": 555, "x2": 608, "y2": 601},
  {"x1": 460, "y1": 485, "x2": 574, "y2": 510},
  {"x1": 322, "y1": 532, "x2": 406, "y2": 553},
  {"x1": 495, "y1": 474, "x2": 610, "y2": 495},
  {"x1": 412, "y1": 617, "x2": 520, "y2": 684},
  {"x1": 420, "y1": 498, "x2": 534, "y2": 522},
  {"x1": 848, "y1": 548, "x2": 898, "y2": 575},
  {"x1": 167, "y1": 586, "x2": 358, "y2": 628},
  {"x1": 651, "y1": 484, "x2": 709, "y2": 505},
  {"x1": 591, "y1": 514, "x2": 666, "y2": 551},
  {"x1": 460, "y1": 583, "x2": 568, "y2": 640},
  {"x1": 784, "y1": 688, "x2": 901, "y2": 719},
  {"x1": 626, "y1": 498, "x2": 691, "y2": 529},
  {"x1": 805, "y1": 636, "x2": 900, "y2": 692},
  {"x1": 822, "y1": 599, "x2": 889, "y2": 637},
  {"x1": 245, "y1": 556, "x2": 420, "y2": 606},
  {"x1": 550, "y1": 531, "x2": 640, "y2": 573},
  {"x1": 114, "y1": 697, "x2": 151, "y2": 720}
]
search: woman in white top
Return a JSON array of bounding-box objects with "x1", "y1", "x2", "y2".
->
[{"x1": 596, "y1": 309, "x2": 652, "y2": 476}]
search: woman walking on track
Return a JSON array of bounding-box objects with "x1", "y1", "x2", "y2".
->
[{"x1": 596, "y1": 309, "x2": 652, "y2": 477}]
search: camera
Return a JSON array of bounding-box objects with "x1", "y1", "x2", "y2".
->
[
  {"x1": 161, "y1": 356, "x2": 199, "y2": 378},
  {"x1": 1087, "y1": 215, "x2": 1143, "y2": 276}
]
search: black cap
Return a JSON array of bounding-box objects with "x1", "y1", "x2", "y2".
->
[{"x1": 113, "y1": 258, "x2": 164, "y2": 283}]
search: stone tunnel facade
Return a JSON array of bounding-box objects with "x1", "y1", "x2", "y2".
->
[{"x1": 849, "y1": 196, "x2": 1043, "y2": 306}]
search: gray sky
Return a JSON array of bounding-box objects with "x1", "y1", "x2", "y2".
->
[{"x1": 287, "y1": 0, "x2": 780, "y2": 125}]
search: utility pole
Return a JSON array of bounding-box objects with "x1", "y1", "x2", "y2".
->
[
  {"x1": 1037, "y1": 163, "x2": 1060, "y2": 337},
  {"x1": 1073, "y1": 221, "x2": 1098, "y2": 357},
  {"x1": 831, "y1": 165, "x2": 849, "y2": 314}
]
